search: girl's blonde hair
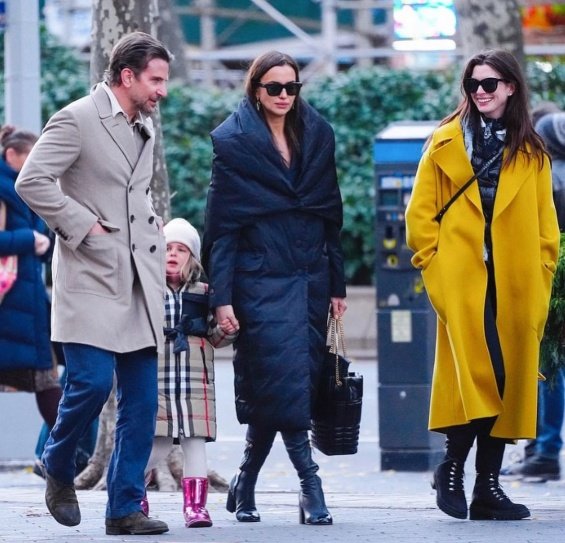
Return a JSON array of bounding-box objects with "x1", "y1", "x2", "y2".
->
[{"x1": 179, "y1": 252, "x2": 204, "y2": 286}]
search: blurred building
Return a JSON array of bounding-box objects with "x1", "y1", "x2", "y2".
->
[{"x1": 41, "y1": 1, "x2": 565, "y2": 84}]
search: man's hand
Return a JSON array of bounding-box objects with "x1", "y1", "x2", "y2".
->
[{"x1": 88, "y1": 222, "x2": 109, "y2": 235}]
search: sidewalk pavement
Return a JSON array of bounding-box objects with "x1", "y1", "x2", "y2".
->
[
  {"x1": 2, "y1": 358, "x2": 564, "y2": 542},
  {"x1": 1, "y1": 441, "x2": 564, "y2": 543}
]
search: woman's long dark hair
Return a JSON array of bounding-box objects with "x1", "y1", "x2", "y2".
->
[
  {"x1": 441, "y1": 49, "x2": 546, "y2": 168},
  {"x1": 244, "y1": 50, "x2": 303, "y2": 159},
  {"x1": 0, "y1": 125, "x2": 37, "y2": 161}
]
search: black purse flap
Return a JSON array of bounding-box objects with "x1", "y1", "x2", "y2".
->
[{"x1": 179, "y1": 291, "x2": 209, "y2": 338}]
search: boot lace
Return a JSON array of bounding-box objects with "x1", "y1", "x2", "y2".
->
[
  {"x1": 486, "y1": 474, "x2": 511, "y2": 503},
  {"x1": 448, "y1": 461, "x2": 464, "y2": 492}
]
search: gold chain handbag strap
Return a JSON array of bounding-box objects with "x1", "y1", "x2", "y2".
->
[{"x1": 327, "y1": 316, "x2": 347, "y2": 387}]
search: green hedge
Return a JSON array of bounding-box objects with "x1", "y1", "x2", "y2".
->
[
  {"x1": 162, "y1": 61, "x2": 565, "y2": 284},
  {"x1": 159, "y1": 70, "x2": 460, "y2": 285},
  {"x1": 2, "y1": 32, "x2": 564, "y2": 284}
]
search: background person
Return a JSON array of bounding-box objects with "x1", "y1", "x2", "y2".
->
[
  {"x1": 405, "y1": 49, "x2": 559, "y2": 521},
  {"x1": 0, "y1": 125, "x2": 62, "y2": 445},
  {"x1": 142, "y1": 217, "x2": 237, "y2": 528},
  {"x1": 202, "y1": 50, "x2": 347, "y2": 526},
  {"x1": 15, "y1": 32, "x2": 171, "y2": 536}
]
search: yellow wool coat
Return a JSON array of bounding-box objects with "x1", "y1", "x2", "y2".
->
[{"x1": 405, "y1": 117, "x2": 559, "y2": 439}]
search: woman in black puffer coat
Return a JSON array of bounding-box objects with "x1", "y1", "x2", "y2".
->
[{"x1": 203, "y1": 51, "x2": 347, "y2": 526}]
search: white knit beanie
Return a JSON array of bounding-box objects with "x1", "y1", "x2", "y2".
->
[{"x1": 163, "y1": 218, "x2": 201, "y2": 262}]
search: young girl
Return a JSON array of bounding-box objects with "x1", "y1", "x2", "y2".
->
[{"x1": 144, "y1": 218, "x2": 237, "y2": 528}]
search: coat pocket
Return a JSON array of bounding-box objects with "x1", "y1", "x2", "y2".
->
[
  {"x1": 64, "y1": 234, "x2": 121, "y2": 298},
  {"x1": 235, "y1": 251, "x2": 264, "y2": 272},
  {"x1": 421, "y1": 255, "x2": 447, "y2": 325},
  {"x1": 534, "y1": 263, "x2": 555, "y2": 340}
]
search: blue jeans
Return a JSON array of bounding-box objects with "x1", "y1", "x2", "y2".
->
[
  {"x1": 35, "y1": 367, "x2": 98, "y2": 469},
  {"x1": 535, "y1": 368, "x2": 564, "y2": 459},
  {"x1": 41, "y1": 343, "x2": 158, "y2": 519}
]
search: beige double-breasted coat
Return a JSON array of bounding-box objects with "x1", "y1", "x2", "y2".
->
[{"x1": 16, "y1": 84, "x2": 166, "y2": 353}]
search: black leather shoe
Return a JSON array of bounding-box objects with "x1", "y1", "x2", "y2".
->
[
  {"x1": 226, "y1": 472, "x2": 261, "y2": 522},
  {"x1": 105, "y1": 511, "x2": 169, "y2": 535},
  {"x1": 520, "y1": 456, "x2": 560, "y2": 481},
  {"x1": 432, "y1": 459, "x2": 467, "y2": 519},
  {"x1": 298, "y1": 474, "x2": 333, "y2": 525},
  {"x1": 470, "y1": 473, "x2": 530, "y2": 520},
  {"x1": 42, "y1": 465, "x2": 81, "y2": 527},
  {"x1": 281, "y1": 431, "x2": 332, "y2": 526}
]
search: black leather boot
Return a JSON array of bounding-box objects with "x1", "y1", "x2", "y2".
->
[
  {"x1": 469, "y1": 473, "x2": 530, "y2": 520},
  {"x1": 282, "y1": 431, "x2": 332, "y2": 525},
  {"x1": 226, "y1": 426, "x2": 275, "y2": 522},
  {"x1": 432, "y1": 459, "x2": 467, "y2": 519}
]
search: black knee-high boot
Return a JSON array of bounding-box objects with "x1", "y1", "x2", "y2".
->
[
  {"x1": 226, "y1": 425, "x2": 276, "y2": 522},
  {"x1": 432, "y1": 426, "x2": 476, "y2": 519},
  {"x1": 470, "y1": 436, "x2": 530, "y2": 520},
  {"x1": 281, "y1": 430, "x2": 332, "y2": 526}
]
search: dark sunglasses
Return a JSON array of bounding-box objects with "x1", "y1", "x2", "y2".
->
[
  {"x1": 257, "y1": 81, "x2": 302, "y2": 96},
  {"x1": 463, "y1": 77, "x2": 508, "y2": 94}
]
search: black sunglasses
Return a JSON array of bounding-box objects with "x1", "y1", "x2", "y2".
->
[
  {"x1": 463, "y1": 77, "x2": 508, "y2": 94},
  {"x1": 257, "y1": 81, "x2": 302, "y2": 96}
]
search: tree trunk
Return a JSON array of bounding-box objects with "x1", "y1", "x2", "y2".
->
[
  {"x1": 157, "y1": 0, "x2": 191, "y2": 83},
  {"x1": 454, "y1": 0, "x2": 525, "y2": 69},
  {"x1": 90, "y1": 0, "x2": 171, "y2": 219}
]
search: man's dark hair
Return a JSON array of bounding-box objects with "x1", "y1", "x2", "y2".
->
[{"x1": 104, "y1": 31, "x2": 173, "y2": 86}]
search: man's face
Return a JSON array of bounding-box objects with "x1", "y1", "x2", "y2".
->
[{"x1": 127, "y1": 58, "x2": 169, "y2": 116}]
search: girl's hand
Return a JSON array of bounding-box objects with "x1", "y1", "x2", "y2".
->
[
  {"x1": 216, "y1": 304, "x2": 240, "y2": 334},
  {"x1": 331, "y1": 297, "x2": 347, "y2": 319}
]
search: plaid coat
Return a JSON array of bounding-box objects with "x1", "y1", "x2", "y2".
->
[{"x1": 155, "y1": 281, "x2": 236, "y2": 440}]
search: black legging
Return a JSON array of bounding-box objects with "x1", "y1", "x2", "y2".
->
[
  {"x1": 446, "y1": 417, "x2": 506, "y2": 474},
  {"x1": 35, "y1": 386, "x2": 62, "y2": 428},
  {"x1": 484, "y1": 256, "x2": 505, "y2": 396}
]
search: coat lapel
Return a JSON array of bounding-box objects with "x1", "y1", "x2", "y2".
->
[
  {"x1": 129, "y1": 125, "x2": 155, "y2": 184},
  {"x1": 91, "y1": 85, "x2": 139, "y2": 170},
  {"x1": 492, "y1": 151, "x2": 531, "y2": 221},
  {"x1": 430, "y1": 120, "x2": 483, "y2": 216},
  {"x1": 430, "y1": 118, "x2": 533, "y2": 223}
]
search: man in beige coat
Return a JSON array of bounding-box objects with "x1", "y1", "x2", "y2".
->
[{"x1": 16, "y1": 32, "x2": 171, "y2": 536}]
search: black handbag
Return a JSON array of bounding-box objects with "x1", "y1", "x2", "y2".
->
[
  {"x1": 180, "y1": 291, "x2": 209, "y2": 337},
  {"x1": 311, "y1": 316, "x2": 363, "y2": 455}
]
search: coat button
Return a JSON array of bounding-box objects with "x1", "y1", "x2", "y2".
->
[
  {"x1": 129, "y1": 186, "x2": 133, "y2": 193},
  {"x1": 146, "y1": 187, "x2": 150, "y2": 194},
  {"x1": 132, "y1": 244, "x2": 136, "y2": 251},
  {"x1": 148, "y1": 216, "x2": 155, "y2": 224},
  {"x1": 150, "y1": 245, "x2": 156, "y2": 253},
  {"x1": 130, "y1": 215, "x2": 135, "y2": 223}
]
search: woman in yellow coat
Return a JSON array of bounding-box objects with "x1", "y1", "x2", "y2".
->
[{"x1": 406, "y1": 49, "x2": 559, "y2": 522}]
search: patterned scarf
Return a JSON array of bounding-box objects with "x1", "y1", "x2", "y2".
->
[{"x1": 471, "y1": 116, "x2": 506, "y2": 226}]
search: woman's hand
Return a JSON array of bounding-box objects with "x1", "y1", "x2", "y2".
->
[
  {"x1": 331, "y1": 297, "x2": 347, "y2": 319},
  {"x1": 216, "y1": 304, "x2": 240, "y2": 334},
  {"x1": 33, "y1": 231, "x2": 51, "y2": 256}
]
